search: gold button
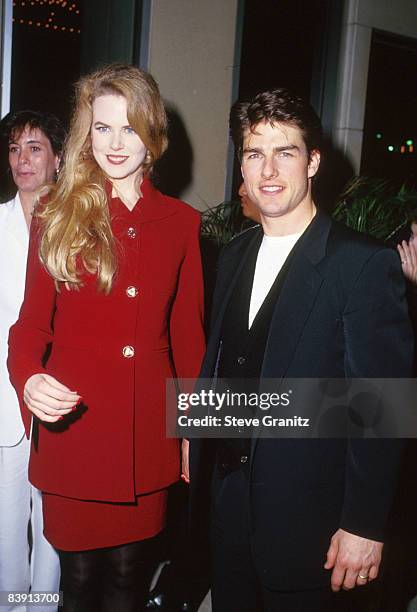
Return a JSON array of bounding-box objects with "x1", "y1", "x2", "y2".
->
[
  {"x1": 127, "y1": 227, "x2": 137, "y2": 239},
  {"x1": 126, "y1": 286, "x2": 138, "y2": 298},
  {"x1": 122, "y1": 345, "x2": 135, "y2": 358}
]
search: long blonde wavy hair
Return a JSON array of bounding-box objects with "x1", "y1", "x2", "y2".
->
[{"x1": 37, "y1": 64, "x2": 168, "y2": 293}]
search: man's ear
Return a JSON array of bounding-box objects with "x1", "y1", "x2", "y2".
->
[{"x1": 307, "y1": 149, "x2": 320, "y2": 179}]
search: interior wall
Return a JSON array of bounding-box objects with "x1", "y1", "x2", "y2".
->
[{"x1": 145, "y1": 0, "x2": 240, "y2": 210}]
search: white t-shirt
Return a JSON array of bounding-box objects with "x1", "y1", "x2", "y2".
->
[{"x1": 248, "y1": 232, "x2": 301, "y2": 328}]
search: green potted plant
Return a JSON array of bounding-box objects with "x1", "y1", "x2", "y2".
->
[{"x1": 332, "y1": 176, "x2": 417, "y2": 242}]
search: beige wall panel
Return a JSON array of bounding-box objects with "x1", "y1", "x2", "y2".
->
[
  {"x1": 147, "y1": 0, "x2": 239, "y2": 210},
  {"x1": 356, "y1": 0, "x2": 417, "y2": 38}
]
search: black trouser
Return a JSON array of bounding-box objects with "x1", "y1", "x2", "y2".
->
[
  {"x1": 59, "y1": 536, "x2": 159, "y2": 612},
  {"x1": 210, "y1": 465, "x2": 349, "y2": 612},
  {"x1": 150, "y1": 481, "x2": 210, "y2": 606}
]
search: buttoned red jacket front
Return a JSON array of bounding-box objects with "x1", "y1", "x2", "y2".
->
[{"x1": 8, "y1": 178, "x2": 205, "y2": 502}]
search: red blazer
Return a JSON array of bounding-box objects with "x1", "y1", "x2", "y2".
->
[{"x1": 8, "y1": 178, "x2": 205, "y2": 502}]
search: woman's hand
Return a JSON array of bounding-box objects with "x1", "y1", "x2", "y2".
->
[
  {"x1": 24, "y1": 373, "x2": 81, "y2": 422},
  {"x1": 398, "y1": 240, "x2": 417, "y2": 286},
  {"x1": 181, "y1": 438, "x2": 190, "y2": 484}
]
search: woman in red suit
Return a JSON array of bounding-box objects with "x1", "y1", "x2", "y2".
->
[{"x1": 8, "y1": 64, "x2": 205, "y2": 611}]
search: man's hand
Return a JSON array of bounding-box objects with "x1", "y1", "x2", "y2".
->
[
  {"x1": 324, "y1": 528, "x2": 383, "y2": 591},
  {"x1": 181, "y1": 438, "x2": 190, "y2": 484},
  {"x1": 24, "y1": 373, "x2": 80, "y2": 422}
]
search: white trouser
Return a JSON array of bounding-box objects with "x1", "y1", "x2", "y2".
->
[
  {"x1": 408, "y1": 595, "x2": 417, "y2": 612},
  {"x1": 0, "y1": 435, "x2": 60, "y2": 612}
]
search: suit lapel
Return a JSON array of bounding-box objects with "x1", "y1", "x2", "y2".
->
[
  {"x1": 250, "y1": 213, "x2": 331, "y2": 455},
  {"x1": 210, "y1": 227, "x2": 262, "y2": 342},
  {"x1": 203, "y1": 213, "x2": 331, "y2": 386},
  {"x1": 260, "y1": 255, "x2": 323, "y2": 379},
  {"x1": 261, "y1": 211, "x2": 330, "y2": 379}
]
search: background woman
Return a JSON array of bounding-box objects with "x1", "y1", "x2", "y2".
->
[
  {"x1": 8, "y1": 64, "x2": 205, "y2": 611},
  {"x1": 0, "y1": 110, "x2": 64, "y2": 612}
]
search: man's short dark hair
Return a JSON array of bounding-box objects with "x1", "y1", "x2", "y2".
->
[
  {"x1": 230, "y1": 88, "x2": 323, "y2": 160},
  {"x1": 3, "y1": 110, "x2": 66, "y2": 156}
]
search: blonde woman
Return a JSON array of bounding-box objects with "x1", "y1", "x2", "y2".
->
[{"x1": 8, "y1": 64, "x2": 205, "y2": 611}]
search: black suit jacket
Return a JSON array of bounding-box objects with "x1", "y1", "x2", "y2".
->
[{"x1": 190, "y1": 211, "x2": 413, "y2": 590}]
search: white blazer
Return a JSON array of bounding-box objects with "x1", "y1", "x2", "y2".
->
[{"x1": 0, "y1": 193, "x2": 29, "y2": 446}]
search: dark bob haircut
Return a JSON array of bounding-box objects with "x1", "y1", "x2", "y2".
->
[
  {"x1": 230, "y1": 88, "x2": 323, "y2": 160},
  {"x1": 3, "y1": 109, "x2": 66, "y2": 156}
]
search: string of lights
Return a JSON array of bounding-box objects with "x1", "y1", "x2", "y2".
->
[{"x1": 12, "y1": 0, "x2": 81, "y2": 34}]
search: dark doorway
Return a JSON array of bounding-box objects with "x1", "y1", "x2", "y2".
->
[
  {"x1": 231, "y1": 0, "x2": 341, "y2": 197},
  {"x1": 361, "y1": 30, "x2": 417, "y2": 187},
  {"x1": 10, "y1": 0, "x2": 83, "y2": 127},
  {"x1": 10, "y1": 1, "x2": 145, "y2": 127},
  {"x1": 238, "y1": 0, "x2": 330, "y2": 102}
]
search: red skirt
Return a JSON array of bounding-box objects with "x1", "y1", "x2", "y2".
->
[{"x1": 42, "y1": 489, "x2": 167, "y2": 551}]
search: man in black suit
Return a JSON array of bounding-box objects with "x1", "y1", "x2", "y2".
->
[{"x1": 187, "y1": 88, "x2": 413, "y2": 611}]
